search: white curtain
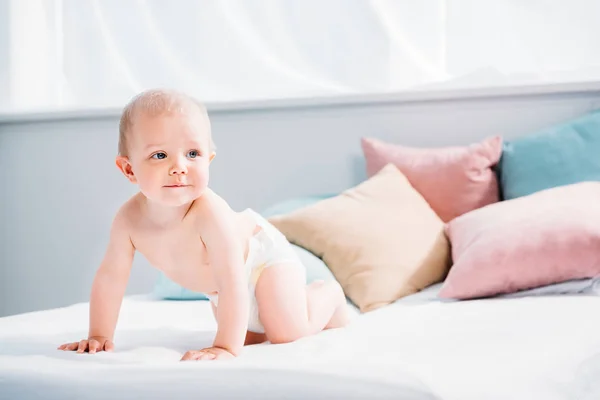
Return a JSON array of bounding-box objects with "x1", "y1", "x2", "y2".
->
[{"x1": 2, "y1": 0, "x2": 600, "y2": 113}]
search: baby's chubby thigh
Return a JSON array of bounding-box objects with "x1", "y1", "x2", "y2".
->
[{"x1": 254, "y1": 262, "x2": 310, "y2": 344}]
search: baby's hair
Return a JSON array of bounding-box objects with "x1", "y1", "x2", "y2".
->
[{"x1": 118, "y1": 88, "x2": 216, "y2": 156}]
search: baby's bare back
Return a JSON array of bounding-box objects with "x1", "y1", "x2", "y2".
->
[{"x1": 126, "y1": 194, "x2": 257, "y2": 294}]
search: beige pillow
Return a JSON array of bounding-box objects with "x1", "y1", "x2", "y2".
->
[{"x1": 267, "y1": 163, "x2": 451, "y2": 312}]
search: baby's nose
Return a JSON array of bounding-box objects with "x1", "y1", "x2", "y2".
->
[
  {"x1": 169, "y1": 160, "x2": 187, "y2": 175},
  {"x1": 170, "y1": 167, "x2": 186, "y2": 175}
]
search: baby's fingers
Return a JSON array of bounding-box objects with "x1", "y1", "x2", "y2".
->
[
  {"x1": 103, "y1": 340, "x2": 114, "y2": 352},
  {"x1": 76, "y1": 340, "x2": 89, "y2": 353},
  {"x1": 57, "y1": 342, "x2": 79, "y2": 351},
  {"x1": 181, "y1": 350, "x2": 194, "y2": 361},
  {"x1": 198, "y1": 352, "x2": 216, "y2": 360},
  {"x1": 88, "y1": 339, "x2": 100, "y2": 354},
  {"x1": 181, "y1": 350, "x2": 200, "y2": 361},
  {"x1": 181, "y1": 350, "x2": 215, "y2": 361}
]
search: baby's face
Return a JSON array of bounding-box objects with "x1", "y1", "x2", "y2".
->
[{"x1": 124, "y1": 112, "x2": 214, "y2": 207}]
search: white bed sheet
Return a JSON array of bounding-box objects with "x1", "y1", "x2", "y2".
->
[{"x1": 2, "y1": 284, "x2": 600, "y2": 400}]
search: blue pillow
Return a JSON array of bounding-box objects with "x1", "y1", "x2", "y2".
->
[
  {"x1": 291, "y1": 244, "x2": 336, "y2": 283},
  {"x1": 260, "y1": 194, "x2": 336, "y2": 218},
  {"x1": 152, "y1": 194, "x2": 336, "y2": 300},
  {"x1": 153, "y1": 271, "x2": 208, "y2": 300},
  {"x1": 498, "y1": 110, "x2": 600, "y2": 200}
]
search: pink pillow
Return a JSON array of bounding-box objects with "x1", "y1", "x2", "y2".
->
[
  {"x1": 439, "y1": 182, "x2": 600, "y2": 300},
  {"x1": 361, "y1": 136, "x2": 503, "y2": 222}
]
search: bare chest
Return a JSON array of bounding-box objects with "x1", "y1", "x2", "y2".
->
[
  {"x1": 129, "y1": 211, "x2": 257, "y2": 294},
  {"x1": 132, "y1": 225, "x2": 216, "y2": 293}
]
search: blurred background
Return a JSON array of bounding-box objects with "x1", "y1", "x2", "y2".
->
[{"x1": 2, "y1": 0, "x2": 600, "y2": 113}]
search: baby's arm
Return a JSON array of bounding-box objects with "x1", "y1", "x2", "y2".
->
[
  {"x1": 187, "y1": 194, "x2": 248, "y2": 359},
  {"x1": 58, "y1": 208, "x2": 135, "y2": 353}
]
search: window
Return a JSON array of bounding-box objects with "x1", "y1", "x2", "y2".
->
[{"x1": 2, "y1": 0, "x2": 600, "y2": 113}]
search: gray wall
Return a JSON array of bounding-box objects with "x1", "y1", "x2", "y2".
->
[{"x1": 2, "y1": 87, "x2": 600, "y2": 317}]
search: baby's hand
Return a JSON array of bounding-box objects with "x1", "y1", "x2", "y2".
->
[
  {"x1": 181, "y1": 346, "x2": 235, "y2": 361},
  {"x1": 57, "y1": 336, "x2": 114, "y2": 354}
]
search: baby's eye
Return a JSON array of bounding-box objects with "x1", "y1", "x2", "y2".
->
[
  {"x1": 151, "y1": 152, "x2": 167, "y2": 160},
  {"x1": 187, "y1": 150, "x2": 199, "y2": 159}
]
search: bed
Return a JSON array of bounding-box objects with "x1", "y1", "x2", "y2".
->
[
  {"x1": 2, "y1": 283, "x2": 600, "y2": 400},
  {"x1": 3, "y1": 86, "x2": 600, "y2": 399}
]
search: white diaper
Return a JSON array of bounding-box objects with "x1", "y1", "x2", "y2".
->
[{"x1": 205, "y1": 208, "x2": 305, "y2": 333}]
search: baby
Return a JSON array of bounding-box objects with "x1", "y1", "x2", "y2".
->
[{"x1": 57, "y1": 89, "x2": 350, "y2": 361}]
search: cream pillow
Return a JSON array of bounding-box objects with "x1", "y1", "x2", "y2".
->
[{"x1": 267, "y1": 164, "x2": 451, "y2": 312}]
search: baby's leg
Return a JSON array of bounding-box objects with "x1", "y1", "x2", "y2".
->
[
  {"x1": 254, "y1": 263, "x2": 349, "y2": 344},
  {"x1": 306, "y1": 279, "x2": 350, "y2": 330}
]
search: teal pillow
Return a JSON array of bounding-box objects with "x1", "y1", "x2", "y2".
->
[
  {"x1": 153, "y1": 271, "x2": 208, "y2": 300},
  {"x1": 152, "y1": 194, "x2": 336, "y2": 299},
  {"x1": 498, "y1": 110, "x2": 600, "y2": 200},
  {"x1": 260, "y1": 194, "x2": 336, "y2": 218},
  {"x1": 291, "y1": 244, "x2": 336, "y2": 283}
]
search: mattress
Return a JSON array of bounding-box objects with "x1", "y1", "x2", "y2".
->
[{"x1": 2, "y1": 284, "x2": 600, "y2": 400}]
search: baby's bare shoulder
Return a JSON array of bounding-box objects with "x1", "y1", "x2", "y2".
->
[
  {"x1": 112, "y1": 193, "x2": 144, "y2": 229},
  {"x1": 192, "y1": 190, "x2": 240, "y2": 235},
  {"x1": 193, "y1": 189, "x2": 233, "y2": 218}
]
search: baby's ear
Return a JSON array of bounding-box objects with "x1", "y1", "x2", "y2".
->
[
  {"x1": 209, "y1": 151, "x2": 216, "y2": 163},
  {"x1": 115, "y1": 156, "x2": 137, "y2": 183}
]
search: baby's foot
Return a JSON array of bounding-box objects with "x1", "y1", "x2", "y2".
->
[
  {"x1": 325, "y1": 281, "x2": 352, "y2": 329},
  {"x1": 327, "y1": 303, "x2": 352, "y2": 330},
  {"x1": 307, "y1": 279, "x2": 351, "y2": 330}
]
